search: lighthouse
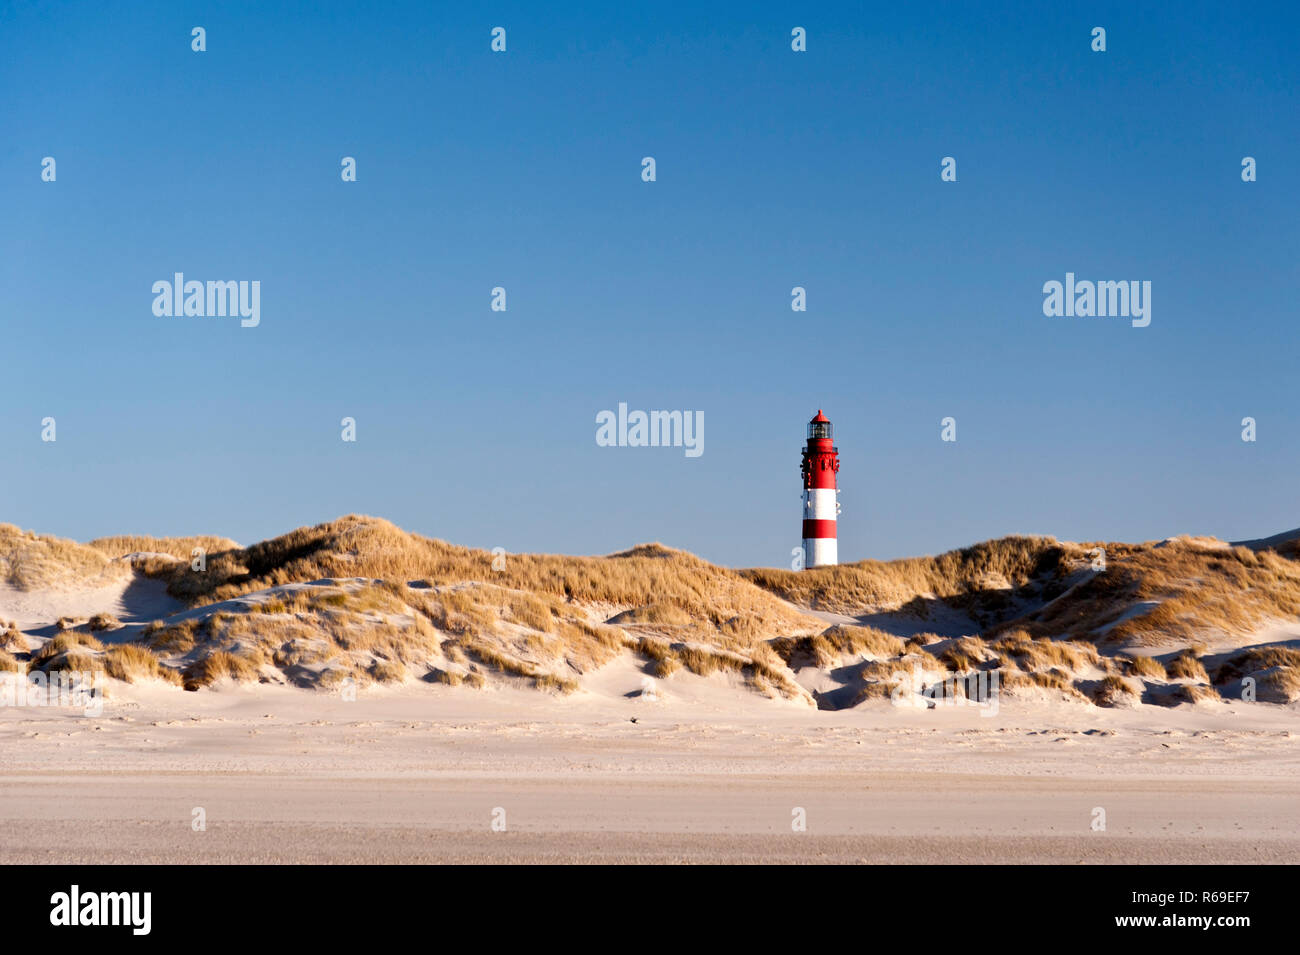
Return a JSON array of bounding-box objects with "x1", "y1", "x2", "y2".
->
[{"x1": 800, "y1": 410, "x2": 839, "y2": 568}]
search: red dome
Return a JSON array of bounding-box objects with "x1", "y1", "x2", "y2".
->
[{"x1": 810, "y1": 409, "x2": 830, "y2": 423}]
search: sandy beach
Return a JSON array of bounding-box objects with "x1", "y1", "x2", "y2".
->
[
  {"x1": 3, "y1": 668, "x2": 1296, "y2": 864},
  {"x1": 3, "y1": 519, "x2": 1299, "y2": 864}
]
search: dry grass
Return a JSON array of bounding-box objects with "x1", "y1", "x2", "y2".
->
[
  {"x1": 996, "y1": 540, "x2": 1300, "y2": 646},
  {"x1": 632, "y1": 640, "x2": 805, "y2": 700},
  {"x1": 651, "y1": 655, "x2": 682, "y2": 677},
  {"x1": 29, "y1": 632, "x2": 103, "y2": 669},
  {"x1": 0, "y1": 626, "x2": 28, "y2": 653},
  {"x1": 771, "y1": 624, "x2": 905, "y2": 667},
  {"x1": 933, "y1": 636, "x2": 992, "y2": 673},
  {"x1": 9, "y1": 514, "x2": 1300, "y2": 708},
  {"x1": 678, "y1": 645, "x2": 730, "y2": 677},
  {"x1": 1164, "y1": 650, "x2": 1209, "y2": 682},
  {"x1": 505, "y1": 592, "x2": 557, "y2": 632},
  {"x1": 903, "y1": 633, "x2": 939, "y2": 653},
  {"x1": 449, "y1": 633, "x2": 578, "y2": 693},
  {"x1": 368, "y1": 659, "x2": 408, "y2": 683},
  {"x1": 1124, "y1": 655, "x2": 1167, "y2": 680},
  {"x1": 553, "y1": 620, "x2": 627, "y2": 672},
  {"x1": 1254, "y1": 666, "x2": 1300, "y2": 702},
  {"x1": 115, "y1": 574, "x2": 625, "y2": 694},
  {"x1": 533, "y1": 672, "x2": 580, "y2": 693},
  {"x1": 426, "y1": 667, "x2": 463, "y2": 687},
  {"x1": 990, "y1": 630, "x2": 1100, "y2": 673},
  {"x1": 633, "y1": 636, "x2": 674, "y2": 661},
  {"x1": 147, "y1": 619, "x2": 201, "y2": 654},
  {"x1": 741, "y1": 535, "x2": 1073, "y2": 616},
  {"x1": 854, "y1": 679, "x2": 895, "y2": 703},
  {"x1": 99, "y1": 517, "x2": 820, "y2": 646},
  {"x1": 409, "y1": 587, "x2": 497, "y2": 636},
  {"x1": 30, "y1": 647, "x2": 99, "y2": 674},
  {"x1": 87, "y1": 533, "x2": 239, "y2": 562},
  {"x1": 182, "y1": 651, "x2": 262, "y2": 689},
  {"x1": 633, "y1": 636, "x2": 683, "y2": 676},
  {"x1": 1153, "y1": 683, "x2": 1221, "y2": 706},
  {"x1": 103, "y1": 644, "x2": 181, "y2": 685},
  {"x1": 1212, "y1": 647, "x2": 1300, "y2": 683},
  {"x1": 272, "y1": 636, "x2": 338, "y2": 668},
  {"x1": 1091, "y1": 675, "x2": 1138, "y2": 706},
  {"x1": 0, "y1": 524, "x2": 128, "y2": 590},
  {"x1": 608, "y1": 603, "x2": 694, "y2": 627}
]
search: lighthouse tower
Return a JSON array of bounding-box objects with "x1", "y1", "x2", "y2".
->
[{"x1": 800, "y1": 410, "x2": 839, "y2": 568}]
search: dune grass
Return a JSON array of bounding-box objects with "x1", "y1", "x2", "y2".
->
[
  {"x1": 989, "y1": 630, "x2": 1101, "y2": 673},
  {"x1": 771, "y1": 624, "x2": 906, "y2": 667},
  {"x1": 29, "y1": 647, "x2": 99, "y2": 675},
  {"x1": 997, "y1": 540, "x2": 1300, "y2": 646},
  {"x1": 1212, "y1": 646, "x2": 1300, "y2": 683},
  {"x1": 182, "y1": 650, "x2": 262, "y2": 689},
  {"x1": 0, "y1": 625, "x2": 28, "y2": 653},
  {"x1": 0, "y1": 524, "x2": 128, "y2": 590},
  {"x1": 87, "y1": 533, "x2": 240, "y2": 563},
  {"x1": 1091, "y1": 675, "x2": 1138, "y2": 706},
  {"x1": 9, "y1": 514, "x2": 1300, "y2": 708},
  {"x1": 1124, "y1": 654, "x2": 1167, "y2": 679},
  {"x1": 29, "y1": 632, "x2": 104, "y2": 669},
  {"x1": 1254, "y1": 666, "x2": 1300, "y2": 702},
  {"x1": 83, "y1": 516, "x2": 819, "y2": 643},
  {"x1": 103, "y1": 644, "x2": 181, "y2": 685},
  {"x1": 1164, "y1": 650, "x2": 1209, "y2": 682},
  {"x1": 368, "y1": 659, "x2": 408, "y2": 683},
  {"x1": 741, "y1": 536, "x2": 1074, "y2": 616}
]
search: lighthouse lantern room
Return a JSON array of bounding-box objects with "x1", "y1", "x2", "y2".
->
[{"x1": 800, "y1": 410, "x2": 840, "y2": 568}]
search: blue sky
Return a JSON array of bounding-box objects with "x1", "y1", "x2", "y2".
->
[{"x1": 2, "y1": 1, "x2": 1296, "y2": 566}]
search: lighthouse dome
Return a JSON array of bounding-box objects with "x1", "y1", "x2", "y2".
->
[{"x1": 808, "y1": 410, "x2": 832, "y2": 440}]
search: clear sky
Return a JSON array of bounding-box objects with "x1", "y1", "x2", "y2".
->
[{"x1": 2, "y1": 1, "x2": 1296, "y2": 567}]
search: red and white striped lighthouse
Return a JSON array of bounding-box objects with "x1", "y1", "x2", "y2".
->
[{"x1": 800, "y1": 410, "x2": 840, "y2": 568}]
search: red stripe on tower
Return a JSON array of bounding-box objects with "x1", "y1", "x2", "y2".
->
[
  {"x1": 800, "y1": 410, "x2": 839, "y2": 568},
  {"x1": 801, "y1": 519, "x2": 837, "y2": 539}
]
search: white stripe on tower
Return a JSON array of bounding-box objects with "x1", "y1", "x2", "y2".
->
[
  {"x1": 805, "y1": 488, "x2": 837, "y2": 519},
  {"x1": 804, "y1": 536, "x2": 837, "y2": 568}
]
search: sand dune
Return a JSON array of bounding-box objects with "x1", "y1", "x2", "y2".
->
[
  {"x1": 2, "y1": 516, "x2": 1298, "y2": 863},
  {"x1": 3, "y1": 516, "x2": 1299, "y2": 709}
]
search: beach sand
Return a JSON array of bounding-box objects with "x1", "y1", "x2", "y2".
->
[{"x1": 2, "y1": 663, "x2": 1296, "y2": 864}]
